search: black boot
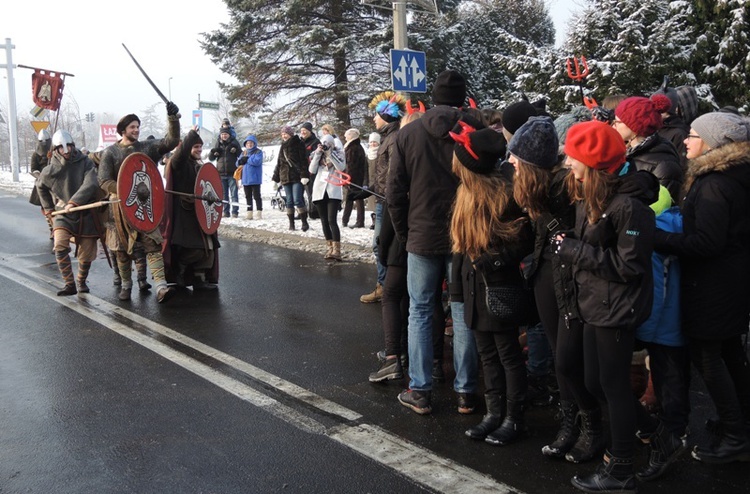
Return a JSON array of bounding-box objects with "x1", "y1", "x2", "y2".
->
[
  {"x1": 287, "y1": 211, "x2": 296, "y2": 231},
  {"x1": 691, "y1": 422, "x2": 750, "y2": 464},
  {"x1": 566, "y1": 407, "x2": 605, "y2": 463},
  {"x1": 485, "y1": 399, "x2": 527, "y2": 446},
  {"x1": 571, "y1": 451, "x2": 636, "y2": 493},
  {"x1": 466, "y1": 394, "x2": 505, "y2": 440},
  {"x1": 542, "y1": 400, "x2": 580, "y2": 458},
  {"x1": 300, "y1": 210, "x2": 310, "y2": 232},
  {"x1": 637, "y1": 422, "x2": 686, "y2": 481}
]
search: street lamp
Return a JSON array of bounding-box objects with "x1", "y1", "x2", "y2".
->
[{"x1": 168, "y1": 77, "x2": 173, "y2": 100}]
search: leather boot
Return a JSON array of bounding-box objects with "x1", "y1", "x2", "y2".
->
[
  {"x1": 331, "y1": 241, "x2": 342, "y2": 261},
  {"x1": 118, "y1": 282, "x2": 132, "y2": 301},
  {"x1": 466, "y1": 394, "x2": 505, "y2": 440},
  {"x1": 571, "y1": 450, "x2": 636, "y2": 493},
  {"x1": 566, "y1": 407, "x2": 605, "y2": 463},
  {"x1": 543, "y1": 400, "x2": 580, "y2": 458},
  {"x1": 324, "y1": 240, "x2": 334, "y2": 259},
  {"x1": 691, "y1": 422, "x2": 750, "y2": 464},
  {"x1": 287, "y1": 209, "x2": 295, "y2": 231},
  {"x1": 637, "y1": 422, "x2": 686, "y2": 481},
  {"x1": 485, "y1": 399, "x2": 527, "y2": 446},
  {"x1": 299, "y1": 209, "x2": 310, "y2": 232},
  {"x1": 360, "y1": 283, "x2": 383, "y2": 303}
]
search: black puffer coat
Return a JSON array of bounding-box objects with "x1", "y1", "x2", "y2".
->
[
  {"x1": 387, "y1": 106, "x2": 465, "y2": 256},
  {"x1": 655, "y1": 141, "x2": 750, "y2": 340},
  {"x1": 272, "y1": 135, "x2": 309, "y2": 185},
  {"x1": 627, "y1": 134, "x2": 683, "y2": 203},
  {"x1": 210, "y1": 135, "x2": 242, "y2": 177},
  {"x1": 557, "y1": 169, "x2": 656, "y2": 330}
]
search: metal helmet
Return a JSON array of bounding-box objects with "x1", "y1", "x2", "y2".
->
[
  {"x1": 38, "y1": 129, "x2": 51, "y2": 141},
  {"x1": 52, "y1": 129, "x2": 75, "y2": 154}
]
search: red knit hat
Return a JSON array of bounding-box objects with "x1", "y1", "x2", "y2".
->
[
  {"x1": 615, "y1": 96, "x2": 664, "y2": 137},
  {"x1": 564, "y1": 121, "x2": 626, "y2": 174}
]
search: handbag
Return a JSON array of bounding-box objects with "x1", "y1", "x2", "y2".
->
[
  {"x1": 233, "y1": 165, "x2": 243, "y2": 181},
  {"x1": 480, "y1": 271, "x2": 534, "y2": 325}
]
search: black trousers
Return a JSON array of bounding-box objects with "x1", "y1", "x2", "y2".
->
[
  {"x1": 473, "y1": 329, "x2": 527, "y2": 404},
  {"x1": 382, "y1": 265, "x2": 409, "y2": 357},
  {"x1": 314, "y1": 196, "x2": 341, "y2": 241},
  {"x1": 243, "y1": 185, "x2": 262, "y2": 211},
  {"x1": 638, "y1": 340, "x2": 691, "y2": 436}
]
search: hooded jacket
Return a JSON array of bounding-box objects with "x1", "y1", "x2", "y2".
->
[
  {"x1": 372, "y1": 120, "x2": 400, "y2": 204},
  {"x1": 387, "y1": 105, "x2": 465, "y2": 256},
  {"x1": 237, "y1": 135, "x2": 263, "y2": 186},
  {"x1": 556, "y1": 165, "x2": 657, "y2": 329},
  {"x1": 627, "y1": 134, "x2": 683, "y2": 204},
  {"x1": 655, "y1": 141, "x2": 750, "y2": 340}
]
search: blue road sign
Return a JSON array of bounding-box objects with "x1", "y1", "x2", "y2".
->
[
  {"x1": 390, "y1": 49, "x2": 427, "y2": 93},
  {"x1": 192, "y1": 110, "x2": 203, "y2": 129}
]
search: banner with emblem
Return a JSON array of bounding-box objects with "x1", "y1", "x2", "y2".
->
[{"x1": 31, "y1": 69, "x2": 65, "y2": 111}]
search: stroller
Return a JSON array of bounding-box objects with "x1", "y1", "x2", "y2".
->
[{"x1": 270, "y1": 184, "x2": 286, "y2": 210}]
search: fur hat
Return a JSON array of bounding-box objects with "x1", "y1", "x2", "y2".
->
[
  {"x1": 116, "y1": 114, "x2": 140, "y2": 135},
  {"x1": 183, "y1": 129, "x2": 204, "y2": 151},
  {"x1": 508, "y1": 116, "x2": 559, "y2": 169},
  {"x1": 553, "y1": 106, "x2": 592, "y2": 144},
  {"x1": 432, "y1": 70, "x2": 467, "y2": 107},
  {"x1": 450, "y1": 124, "x2": 504, "y2": 175},
  {"x1": 502, "y1": 101, "x2": 538, "y2": 135},
  {"x1": 564, "y1": 121, "x2": 626, "y2": 174},
  {"x1": 301, "y1": 122, "x2": 313, "y2": 132},
  {"x1": 368, "y1": 132, "x2": 381, "y2": 144},
  {"x1": 691, "y1": 112, "x2": 750, "y2": 149},
  {"x1": 281, "y1": 125, "x2": 295, "y2": 137},
  {"x1": 344, "y1": 128, "x2": 360, "y2": 142},
  {"x1": 615, "y1": 96, "x2": 665, "y2": 137}
]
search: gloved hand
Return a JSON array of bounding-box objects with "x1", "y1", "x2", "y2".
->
[
  {"x1": 213, "y1": 151, "x2": 220, "y2": 157},
  {"x1": 230, "y1": 147, "x2": 237, "y2": 153},
  {"x1": 166, "y1": 101, "x2": 180, "y2": 116},
  {"x1": 301, "y1": 178, "x2": 310, "y2": 185}
]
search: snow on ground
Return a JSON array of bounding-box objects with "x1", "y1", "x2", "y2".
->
[{"x1": 0, "y1": 166, "x2": 376, "y2": 264}]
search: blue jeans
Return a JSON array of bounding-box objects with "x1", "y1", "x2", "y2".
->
[
  {"x1": 449, "y1": 300, "x2": 479, "y2": 394},
  {"x1": 406, "y1": 252, "x2": 452, "y2": 391},
  {"x1": 526, "y1": 321, "x2": 553, "y2": 377},
  {"x1": 282, "y1": 182, "x2": 305, "y2": 210},
  {"x1": 221, "y1": 176, "x2": 239, "y2": 216},
  {"x1": 373, "y1": 203, "x2": 386, "y2": 286}
]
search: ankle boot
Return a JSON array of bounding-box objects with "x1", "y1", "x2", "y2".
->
[
  {"x1": 485, "y1": 400, "x2": 527, "y2": 446},
  {"x1": 543, "y1": 400, "x2": 580, "y2": 458},
  {"x1": 691, "y1": 421, "x2": 750, "y2": 464},
  {"x1": 324, "y1": 240, "x2": 334, "y2": 259},
  {"x1": 256, "y1": 210, "x2": 262, "y2": 220},
  {"x1": 571, "y1": 451, "x2": 636, "y2": 493},
  {"x1": 287, "y1": 209, "x2": 295, "y2": 231},
  {"x1": 566, "y1": 407, "x2": 605, "y2": 463},
  {"x1": 637, "y1": 422, "x2": 686, "y2": 481},
  {"x1": 331, "y1": 241, "x2": 342, "y2": 261},
  {"x1": 246, "y1": 210, "x2": 254, "y2": 220},
  {"x1": 466, "y1": 394, "x2": 505, "y2": 440},
  {"x1": 299, "y1": 210, "x2": 310, "y2": 232}
]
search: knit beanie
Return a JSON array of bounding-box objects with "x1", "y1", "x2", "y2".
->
[
  {"x1": 368, "y1": 132, "x2": 381, "y2": 144},
  {"x1": 450, "y1": 126, "x2": 504, "y2": 175},
  {"x1": 507, "y1": 116, "x2": 559, "y2": 169},
  {"x1": 652, "y1": 89, "x2": 679, "y2": 116},
  {"x1": 564, "y1": 121, "x2": 626, "y2": 174},
  {"x1": 553, "y1": 106, "x2": 592, "y2": 144},
  {"x1": 344, "y1": 128, "x2": 360, "y2": 142},
  {"x1": 301, "y1": 122, "x2": 313, "y2": 132},
  {"x1": 183, "y1": 129, "x2": 204, "y2": 151},
  {"x1": 220, "y1": 129, "x2": 230, "y2": 136},
  {"x1": 281, "y1": 125, "x2": 295, "y2": 137},
  {"x1": 691, "y1": 112, "x2": 750, "y2": 149},
  {"x1": 615, "y1": 96, "x2": 666, "y2": 137},
  {"x1": 117, "y1": 114, "x2": 140, "y2": 135},
  {"x1": 432, "y1": 70, "x2": 467, "y2": 107},
  {"x1": 502, "y1": 101, "x2": 538, "y2": 135}
]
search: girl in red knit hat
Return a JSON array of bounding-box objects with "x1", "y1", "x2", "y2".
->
[{"x1": 554, "y1": 120, "x2": 658, "y2": 493}]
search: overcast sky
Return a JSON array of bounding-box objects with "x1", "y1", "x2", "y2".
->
[{"x1": 1, "y1": 0, "x2": 579, "y2": 125}]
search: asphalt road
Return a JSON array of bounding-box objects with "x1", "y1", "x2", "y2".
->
[{"x1": 0, "y1": 191, "x2": 748, "y2": 494}]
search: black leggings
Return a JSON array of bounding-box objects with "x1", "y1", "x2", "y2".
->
[
  {"x1": 583, "y1": 324, "x2": 637, "y2": 458},
  {"x1": 243, "y1": 185, "x2": 262, "y2": 211},
  {"x1": 534, "y1": 258, "x2": 597, "y2": 409},
  {"x1": 382, "y1": 265, "x2": 409, "y2": 357},
  {"x1": 314, "y1": 196, "x2": 341, "y2": 241},
  {"x1": 473, "y1": 330, "x2": 527, "y2": 403}
]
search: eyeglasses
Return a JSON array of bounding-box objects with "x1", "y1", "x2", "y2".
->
[
  {"x1": 686, "y1": 134, "x2": 701, "y2": 139},
  {"x1": 612, "y1": 119, "x2": 624, "y2": 126}
]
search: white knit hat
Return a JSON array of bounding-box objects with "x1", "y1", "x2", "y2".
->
[{"x1": 368, "y1": 132, "x2": 381, "y2": 144}]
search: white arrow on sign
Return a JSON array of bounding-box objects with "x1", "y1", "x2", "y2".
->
[
  {"x1": 394, "y1": 56, "x2": 408, "y2": 87},
  {"x1": 410, "y1": 57, "x2": 425, "y2": 88}
]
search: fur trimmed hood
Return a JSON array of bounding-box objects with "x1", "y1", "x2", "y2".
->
[{"x1": 684, "y1": 141, "x2": 750, "y2": 194}]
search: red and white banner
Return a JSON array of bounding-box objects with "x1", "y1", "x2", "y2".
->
[
  {"x1": 31, "y1": 69, "x2": 65, "y2": 111},
  {"x1": 98, "y1": 124, "x2": 119, "y2": 150}
]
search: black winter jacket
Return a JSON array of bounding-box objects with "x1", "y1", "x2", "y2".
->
[
  {"x1": 272, "y1": 135, "x2": 310, "y2": 185},
  {"x1": 627, "y1": 134, "x2": 683, "y2": 203},
  {"x1": 557, "y1": 168, "x2": 656, "y2": 330},
  {"x1": 655, "y1": 141, "x2": 750, "y2": 340},
  {"x1": 387, "y1": 106, "x2": 464, "y2": 256},
  {"x1": 210, "y1": 136, "x2": 242, "y2": 176},
  {"x1": 657, "y1": 115, "x2": 690, "y2": 172},
  {"x1": 373, "y1": 121, "x2": 400, "y2": 204}
]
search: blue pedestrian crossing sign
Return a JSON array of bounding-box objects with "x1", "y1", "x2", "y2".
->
[{"x1": 390, "y1": 49, "x2": 427, "y2": 93}]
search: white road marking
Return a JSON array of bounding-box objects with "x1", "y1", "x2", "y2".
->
[{"x1": 0, "y1": 258, "x2": 524, "y2": 494}]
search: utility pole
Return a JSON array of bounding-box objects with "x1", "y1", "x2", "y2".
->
[
  {"x1": 1, "y1": 38, "x2": 20, "y2": 182},
  {"x1": 393, "y1": 2, "x2": 407, "y2": 50}
]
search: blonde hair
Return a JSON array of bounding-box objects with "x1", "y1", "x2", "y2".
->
[
  {"x1": 400, "y1": 111, "x2": 424, "y2": 128},
  {"x1": 451, "y1": 156, "x2": 526, "y2": 259},
  {"x1": 321, "y1": 124, "x2": 336, "y2": 135},
  {"x1": 567, "y1": 166, "x2": 619, "y2": 223},
  {"x1": 512, "y1": 159, "x2": 551, "y2": 221}
]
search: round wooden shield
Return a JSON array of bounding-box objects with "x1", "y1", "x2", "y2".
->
[
  {"x1": 194, "y1": 163, "x2": 223, "y2": 234},
  {"x1": 117, "y1": 152, "x2": 165, "y2": 233}
]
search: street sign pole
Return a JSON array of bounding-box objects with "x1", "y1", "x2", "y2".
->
[{"x1": 1, "y1": 38, "x2": 20, "y2": 182}]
